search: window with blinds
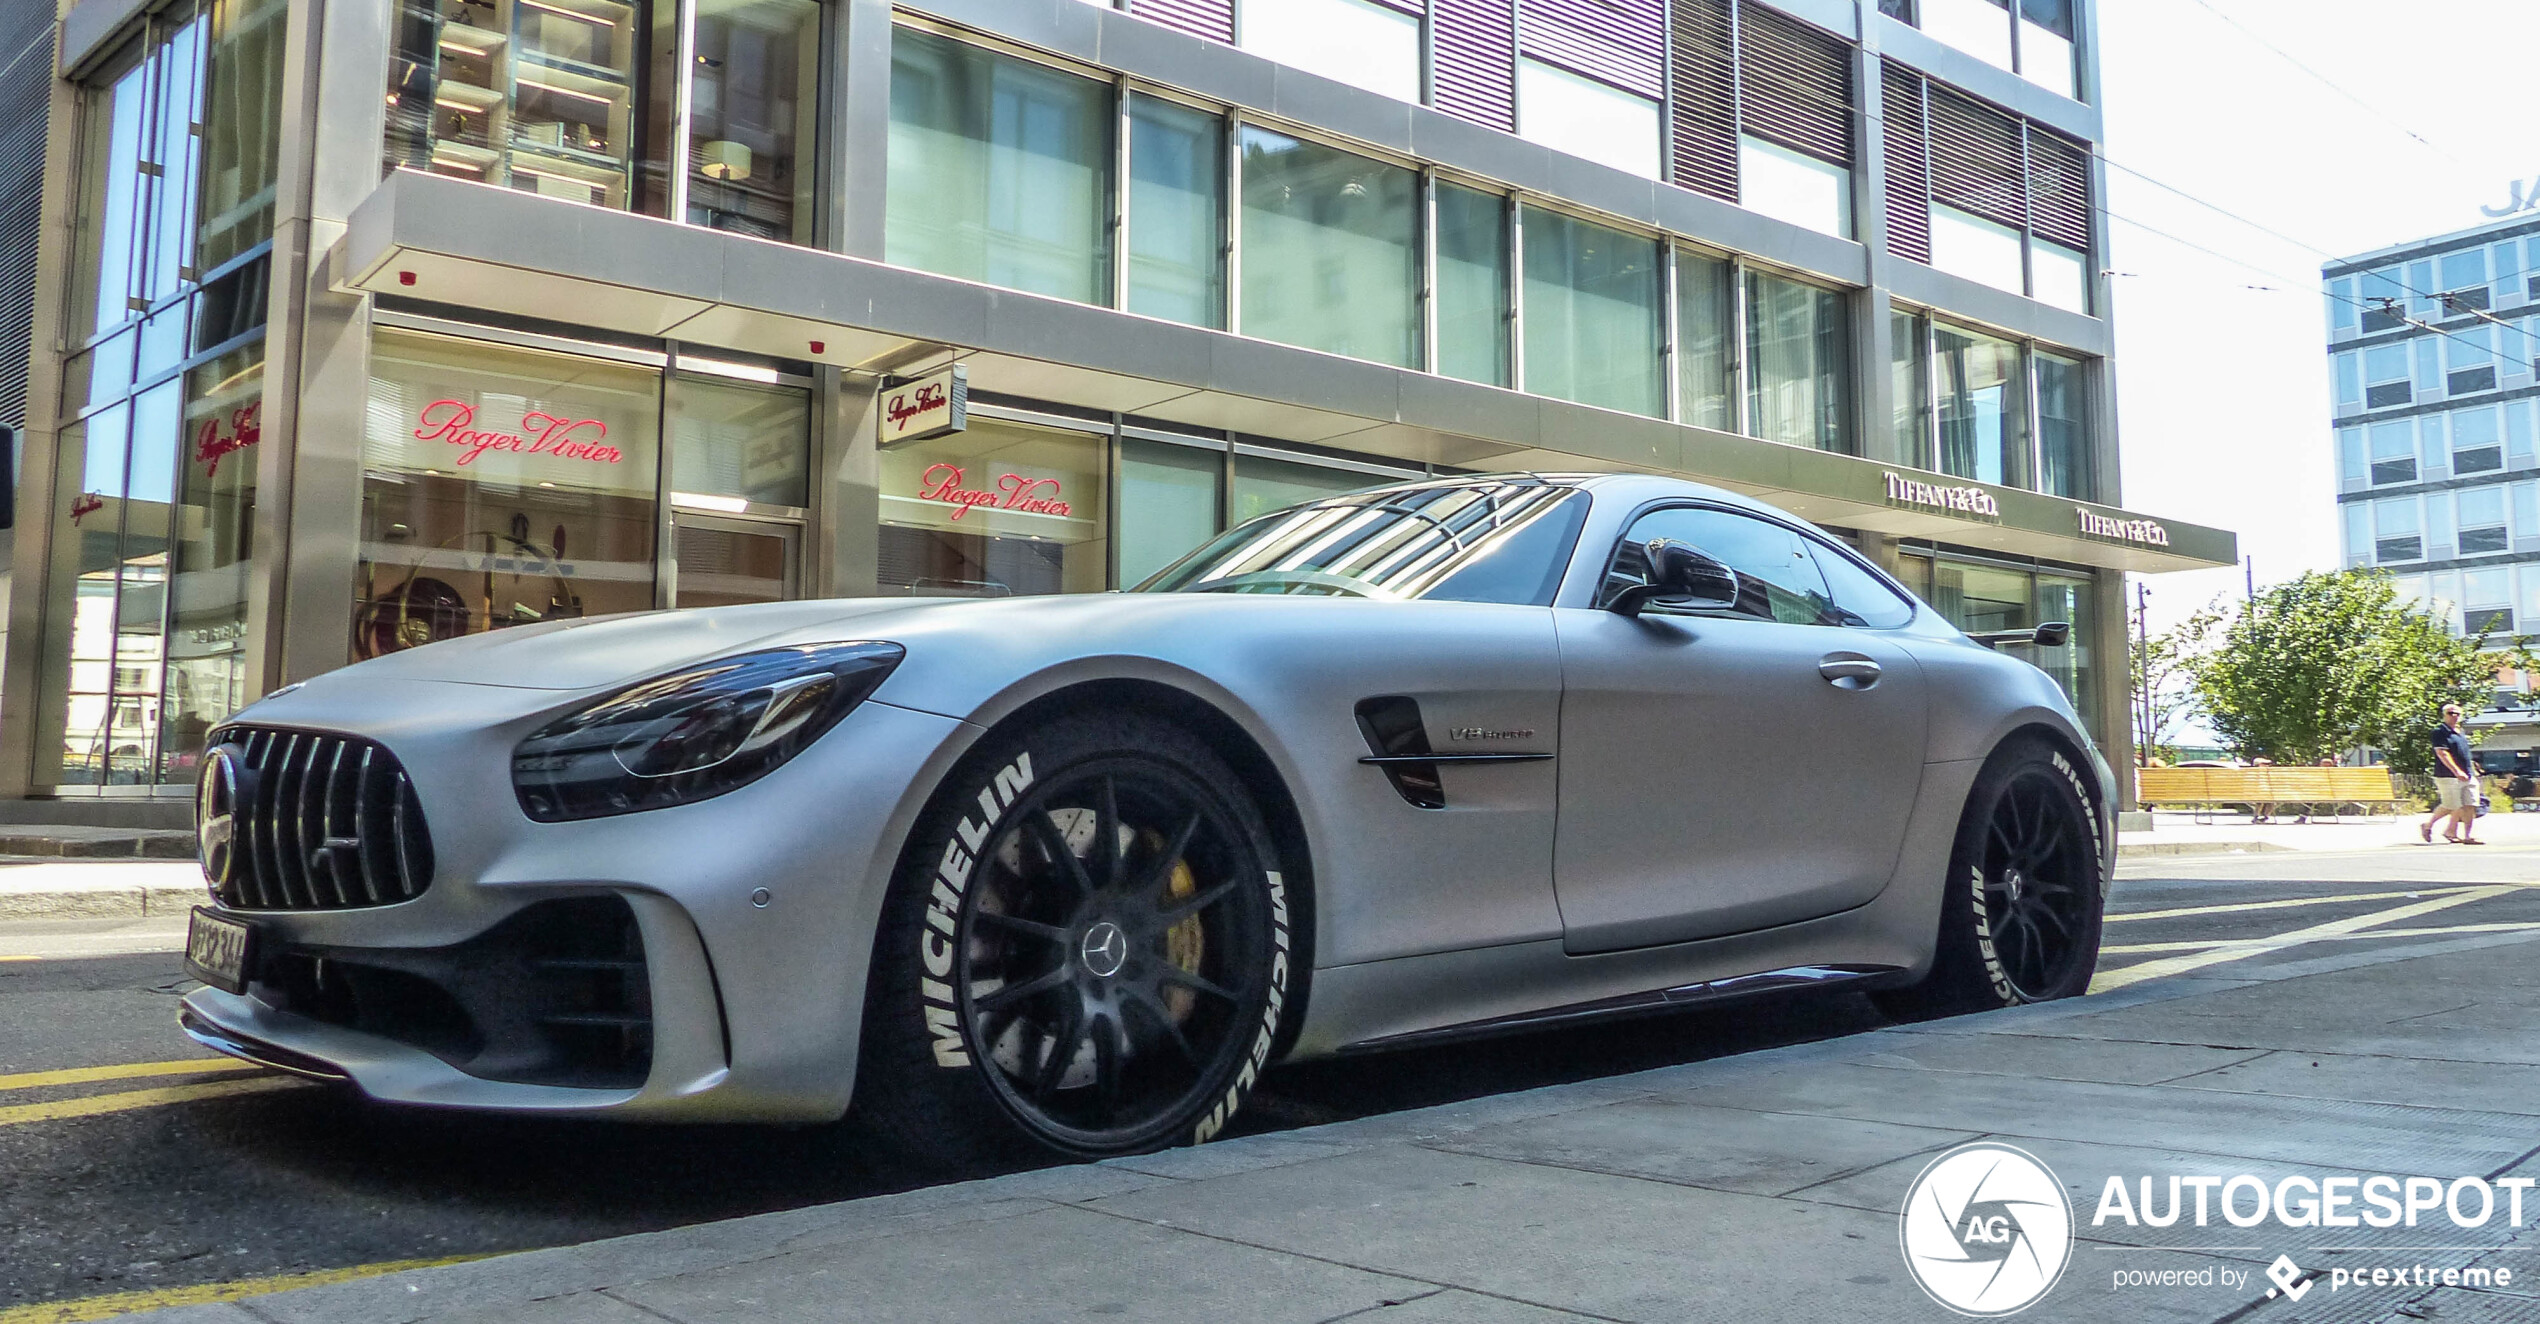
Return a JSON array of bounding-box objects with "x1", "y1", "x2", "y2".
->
[
  {"x1": 1881, "y1": 61, "x2": 2095, "y2": 310},
  {"x1": 1667, "y1": 1, "x2": 1856, "y2": 230}
]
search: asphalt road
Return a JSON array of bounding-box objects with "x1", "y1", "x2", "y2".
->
[{"x1": 5, "y1": 843, "x2": 2539, "y2": 1318}]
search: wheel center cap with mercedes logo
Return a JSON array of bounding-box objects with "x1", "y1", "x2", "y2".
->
[{"x1": 1079, "y1": 921, "x2": 1130, "y2": 978}]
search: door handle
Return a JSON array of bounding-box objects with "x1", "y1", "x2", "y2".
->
[{"x1": 1819, "y1": 654, "x2": 1882, "y2": 688}]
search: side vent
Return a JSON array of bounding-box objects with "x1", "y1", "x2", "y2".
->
[{"x1": 1356, "y1": 696, "x2": 1446, "y2": 810}]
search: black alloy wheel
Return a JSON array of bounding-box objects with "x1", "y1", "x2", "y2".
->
[
  {"x1": 955, "y1": 760, "x2": 1272, "y2": 1153},
  {"x1": 1978, "y1": 768, "x2": 2095, "y2": 1001},
  {"x1": 1873, "y1": 739, "x2": 2105, "y2": 1020},
  {"x1": 856, "y1": 710, "x2": 1291, "y2": 1169}
]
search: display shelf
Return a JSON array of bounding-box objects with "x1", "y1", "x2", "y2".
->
[{"x1": 402, "y1": 0, "x2": 638, "y2": 211}]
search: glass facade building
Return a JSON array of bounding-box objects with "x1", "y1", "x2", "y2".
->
[
  {"x1": 4, "y1": 0, "x2": 2229, "y2": 808},
  {"x1": 2327, "y1": 215, "x2": 2540, "y2": 752}
]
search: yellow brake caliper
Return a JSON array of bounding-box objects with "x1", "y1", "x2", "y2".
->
[{"x1": 1159, "y1": 842, "x2": 1205, "y2": 1022}]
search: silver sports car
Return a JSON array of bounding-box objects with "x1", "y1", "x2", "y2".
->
[{"x1": 180, "y1": 473, "x2": 2111, "y2": 1163}]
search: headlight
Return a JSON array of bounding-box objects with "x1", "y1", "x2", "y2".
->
[{"x1": 512, "y1": 641, "x2": 904, "y2": 822}]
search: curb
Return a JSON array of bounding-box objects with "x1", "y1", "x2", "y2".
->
[
  {"x1": 2115, "y1": 840, "x2": 2298, "y2": 858},
  {"x1": 0, "y1": 864, "x2": 209, "y2": 921},
  {"x1": 0, "y1": 829, "x2": 196, "y2": 860}
]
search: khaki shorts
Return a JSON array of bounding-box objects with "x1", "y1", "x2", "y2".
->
[{"x1": 2437, "y1": 777, "x2": 2479, "y2": 810}]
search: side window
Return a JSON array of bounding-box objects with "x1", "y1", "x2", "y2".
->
[
  {"x1": 1607, "y1": 506, "x2": 1835, "y2": 625},
  {"x1": 1806, "y1": 538, "x2": 1919, "y2": 628}
]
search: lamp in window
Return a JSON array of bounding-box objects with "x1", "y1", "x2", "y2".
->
[{"x1": 699, "y1": 140, "x2": 752, "y2": 182}]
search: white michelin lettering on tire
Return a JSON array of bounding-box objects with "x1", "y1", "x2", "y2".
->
[
  {"x1": 919, "y1": 753, "x2": 1037, "y2": 1069},
  {"x1": 1971, "y1": 858, "x2": 2013, "y2": 1003},
  {"x1": 1193, "y1": 870, "x2": 1288, "y2": 1145}
]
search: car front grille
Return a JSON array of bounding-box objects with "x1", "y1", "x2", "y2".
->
[{"x1": 206, "y1": 725, "x2": 436, "y2": 911}]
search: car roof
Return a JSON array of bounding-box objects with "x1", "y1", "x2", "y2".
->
[{"x1": 1341, "y1": 471, "x2": 1796, "y2": 522}]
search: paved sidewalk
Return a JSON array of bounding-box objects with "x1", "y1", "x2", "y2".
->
[
  {"x1": 2121, "y1": 807, "x2": 2540, "y2": 856},
  {"x1": 125, "y1": 924, "x2": 2540, "y2": 1323}
]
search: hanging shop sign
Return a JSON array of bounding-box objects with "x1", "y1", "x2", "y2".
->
[
  {"x1": 879, "y1": 364, "x2": 968, "y2": 445},
  {"x1": 2076, "y1": 506, "x2": 2171, "y2": 547},
  {"x1": 1884, "y1": 471, "x2": 2000, "y2": 520},
  {"x1": 193, "y1": 402, "x2": 263, "y2": 477},
  {"x1": 916, "y1": 463, "x2": 1072, "y2": 521}
]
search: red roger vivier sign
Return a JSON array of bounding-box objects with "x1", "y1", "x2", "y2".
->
[
  {"x1": 918, "y1": 463, "x2": 1072, "y2": 521},
  {"x1": 414, "y1": 399, "x2": 624, "y2": 467},
  {"x1": 194, "y1": 401, "x2": 262, "y2": 477}
]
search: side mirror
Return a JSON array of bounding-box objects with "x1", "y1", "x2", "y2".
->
[
  {"x1": 1608, "y1": 538, "x2": 1741, "y2": 618},
  {"x1": 1968, "y1": 621, "x2": 2071, "y2": 649}
]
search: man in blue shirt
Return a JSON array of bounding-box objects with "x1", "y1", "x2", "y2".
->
[{"x1": 2424, "y1": 704, "x2": 2481, "y2": 845}]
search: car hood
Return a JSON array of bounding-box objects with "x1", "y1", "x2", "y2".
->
[{"x1": 327, "y1": 598, "x2": 966, "y2": 691}]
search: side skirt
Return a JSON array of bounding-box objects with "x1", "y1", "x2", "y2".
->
[{"x1": 1330, "y1": 963, "x2": 1903, "y2": 1055}]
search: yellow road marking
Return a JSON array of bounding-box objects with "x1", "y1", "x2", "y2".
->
[
  {"x1": 2104, "y1": 920, "x2": 2540, "y2": 955},
  {"x1": 0, "y1": 1255, "x2": 497, "y2": 1324},
  {"x1": 0, "y1": 955, "x2": 37, "y2": 963},
  {"x1": 2092, "y1": 887, "x2": 2515, "y2": 993},
  {"x1": 0, "y1": 1075, "x2": 300, "y2": 1127},
  {"x1": 2109, "y1": 886, "x2": 2491, "y2": 924},
  {"x1": 0, "y1": 1058, "x2": 262, "y2": 1094}
]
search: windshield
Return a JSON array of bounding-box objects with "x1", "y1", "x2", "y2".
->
[{"x1": 1133, "y1": 478, "x2": 1590, "y2": 605}]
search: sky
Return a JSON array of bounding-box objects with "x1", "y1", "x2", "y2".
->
[{"x1": 2099, "y1": 0, "x2": 2540, "y2": 642}]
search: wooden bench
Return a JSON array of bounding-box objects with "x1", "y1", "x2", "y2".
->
[{"x1": 2135, "y1": 767, "x2": 2405, "y2": 821}]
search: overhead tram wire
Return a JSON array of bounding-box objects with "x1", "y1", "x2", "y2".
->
[{"x1": 2174, "y1": 0, "x2": 2462, "y2": 165}]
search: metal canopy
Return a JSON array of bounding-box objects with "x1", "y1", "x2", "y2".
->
[{"x1": 336, "y1": 170, "x2": 2235, "y2": 575}]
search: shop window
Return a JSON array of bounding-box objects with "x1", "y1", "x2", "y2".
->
[
  {"x1": 387, "y1": 0, "x2": 648, "y2": 210},
  {"x1": 1892, "y1": 309, "x2": 1930, "y2": 465},
  {"x1": 1934, "y1": 323, "x2": 2024, "y2": 487},
  {"x1": 1238, "y1": 0, "x2": 1420, "y2": 104},
  {"x1": 878, "y1": 418, "x2": 1108, "y2": 596},
  {"x1": 1236, "y1": 126, "x2": 1419, "y2": 369},
  {"x1": 355, "y1": 332, "x2": 662, "y2": 660},
  {"x1": 1231, "y1": 452, "x2": 1384, "y2": 525},
  {"x1": 1118, "y1": 438, "x2": 1224, "y2": 587},
  {"x1": 1519, "y1": 205, "x2": 1663, "y2": 419},
  {"x1": 1678, "y1": 250, "x2": 1736, "y2": 432},
  {"x1": 682, "y1": 0, "x2": 820, "y2": 241},
  {"x1": 665, "y1": 371, "x2": 807, "y2": 606},
  {"x1": 667, "y1": 373, "x2": 808, "y2": 507},
  {"x1": 2032, "y1": 570, "x2": 2097, "y2": 734},
  {"x1": 887, "y1": 29, "x2": 1113, "y2": 304},
  {"x1": 1126, "y1": 94, "x2": 1226, "y2": 329},
  {"x1": 198, "y1": 0, "x2": 287, "y2": 271},
  {"x1": 2035, "y1": 351, "x2": 2090, "y2": 499},
  {"x1": 1745, "y1": 270, "x2": 1852, "y2": 453},
  {"x1": 158, "y1": 345, "x2": 264, "y2": 782},
  {"x1": 1515, "y1": 56, "x2": 1661, "y2": 182},
  {"x1": 1435, "y1": 183, "x2": 1510, "y2": 389}
]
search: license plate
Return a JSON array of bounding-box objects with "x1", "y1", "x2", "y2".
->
[{"x1": 184, "y1": 908, "x2": 257, "y2": 995}]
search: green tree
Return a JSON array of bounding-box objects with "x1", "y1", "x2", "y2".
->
[
  {"x1": 2189, "y1": 570, "x2": 2511, "y2": 773},
  {"x1": 2130, "y1": 598, "x2": 2223, "y2": 765}
]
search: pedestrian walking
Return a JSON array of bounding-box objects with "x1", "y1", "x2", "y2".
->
[{"x1": 2424, "y1": 704, "x2": 2482, "y2": 845}]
